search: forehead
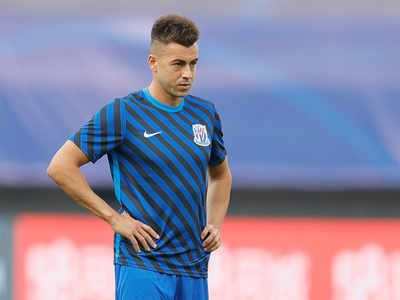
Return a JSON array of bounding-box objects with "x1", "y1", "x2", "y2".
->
[{"x1": 160, "y1": 42, "x2": 198, "y2": 61}]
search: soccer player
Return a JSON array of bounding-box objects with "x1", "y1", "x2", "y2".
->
[{"x1": 47, "y1": 14, "x2": 232, "y2": 300}]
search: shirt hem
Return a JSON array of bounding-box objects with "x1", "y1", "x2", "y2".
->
[{"x1": 113, "y1": 261, "x2": 208, "y2": 279}]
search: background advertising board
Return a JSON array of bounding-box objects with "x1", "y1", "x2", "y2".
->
[
  {"x1": 14, "y1": 215, "x2": 400, "y2": 300},
  {"x1": 210, "y1": 218, "x2": 400, "y2": 300},
  {"x1": 0, "y1": 216, "x2": 13, "y2": 300},
  {"x1": 14, "y1": 215, "x2": 115, "y2": 300}
]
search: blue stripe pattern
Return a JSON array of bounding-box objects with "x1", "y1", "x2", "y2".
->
[
  {"x1": 69, "y1": 90, "x2": 227, "y2": 278},
  {"x1": 112, "y1": 151, "x2": 122, "y2": 262}
]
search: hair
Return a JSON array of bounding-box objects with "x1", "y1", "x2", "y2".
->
[{"x1": 151, "y1": 14, "x2": 199, "y2": 49}]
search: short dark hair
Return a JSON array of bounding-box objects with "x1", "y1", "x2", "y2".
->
[{"x1": 151, "y1": 14, "x2": 199, "y2": 48}]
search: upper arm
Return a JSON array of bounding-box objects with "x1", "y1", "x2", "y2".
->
[
  {"x1": 48, "y1": 140, "x2": 90, "y2": 172},
  {"x1": 208, "y1": 157, "x2": 231, "y2": 180}
]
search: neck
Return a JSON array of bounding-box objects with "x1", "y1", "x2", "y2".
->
[{"x1": 148, "y1": 82, "x2": 182, "y2": 107}]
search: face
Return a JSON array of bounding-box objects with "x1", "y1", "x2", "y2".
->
[{"x1": 149, "y1": 42, "x2": 198, "y2": 100}]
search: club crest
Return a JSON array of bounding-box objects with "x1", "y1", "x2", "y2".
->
[{"x1": 192, "y1": 124, "x2": 211, "y2": 147}]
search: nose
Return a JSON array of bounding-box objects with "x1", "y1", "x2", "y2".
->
[{"x1": 182, "y1": 64, "x2": 193, "y2": 80}]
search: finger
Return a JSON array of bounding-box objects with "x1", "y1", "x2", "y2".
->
[
  {"x1": 139, "y1": 228, "x2": 157, "y2": 249},
  {"x1": 207, "y1": 240, "x2": 221, "y2": 253},
  {"x1": 201, "y1": 225, "x2": 211, "y2": 239},
  {"x1": 128, "y1": 235, "x2": 141, "y2": 253},
  {"x1": 142, "y1": 224, "x2": 160, "y2": 239},
  {"x1": 134, "y1": 231, "x2": 151, "y2": 251},
  {"x1": 202, "y1": 231, "x2": 217, "y2": 247},
  {"x1": 205, "y1": 238, "x2": 221, "y2": 252},
  {"x1": 204, "y1": 237, "x2": 219, "y2": 252}
]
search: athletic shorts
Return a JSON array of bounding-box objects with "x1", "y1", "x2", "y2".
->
[{"x1": 114, "y1": 264, "x2": 209, "y2": 300}]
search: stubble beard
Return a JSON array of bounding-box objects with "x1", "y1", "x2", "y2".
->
[
  {"x1": 166, "y1": 84, "x2": 191, "y2": 99},
  {"x1": 157, "y1": 75, "x2": 192, "y2": 102}
]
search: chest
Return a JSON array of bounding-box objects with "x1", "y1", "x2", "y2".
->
[{"x1": 122, "y1": 112, "x2": 212, "y2": 171}]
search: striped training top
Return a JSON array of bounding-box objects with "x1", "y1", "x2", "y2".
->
[{"x1": 69, "y1": 88, "x2": 227, "y2": 278}]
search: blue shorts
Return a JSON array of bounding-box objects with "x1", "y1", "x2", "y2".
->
[{"x1": 114, "y1": 264, "x2": 208, "y2": 300}]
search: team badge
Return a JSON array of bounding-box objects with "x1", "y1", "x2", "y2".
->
[{"x1": 192, "y1": 124, "x2": 211, "y2": 147}]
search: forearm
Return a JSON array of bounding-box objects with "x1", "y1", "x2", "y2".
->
[
  {"x1": 206, "y1": 172, "x2": 232, "y2": 229},
  {"x1": 47, "y1": 163, "x2": 118, "y2": 224}
]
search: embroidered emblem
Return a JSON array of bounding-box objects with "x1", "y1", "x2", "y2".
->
[{"x1": 192, "y1": 124, "x2": 210, "y2": 146}]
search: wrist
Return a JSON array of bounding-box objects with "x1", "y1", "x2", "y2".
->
[
  {"x1": 104, "y1": 210, "x2": 120, "y2": 227},
  {"x1": 207, "y1": 222, "x2": 222, "y2": 230}
]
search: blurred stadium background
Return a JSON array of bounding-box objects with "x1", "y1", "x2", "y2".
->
[{"x1": 1, "y1": 0, "x2": 400, "y2": 299}]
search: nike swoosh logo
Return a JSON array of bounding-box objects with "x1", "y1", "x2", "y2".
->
[{"x1": 144, "y1": 131, "x2": 162, "y2": 138}]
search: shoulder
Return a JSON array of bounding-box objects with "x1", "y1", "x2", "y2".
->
[
  {"x1": 185, "y1": 95, "x2": 217, "y2": 119},
  {"x1": 186, "y1": 94, "x2": 215, "y2": 109},
  {"x1": 119, "y1": 90, "x2": 144, "y2": 105},
  {"x1": 102, "y1": 97, "x2": 127, "y2": 117},
  {"x1": 117, "y1": 90, "x2": 148, "y2": 115},
  {"x1": 96, "y1": 97, "x2": 125, "y2": 114}
]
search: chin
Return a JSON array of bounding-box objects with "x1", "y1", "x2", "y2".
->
[{"x1": 172, "y1": 90, "x2": 190, "y2": 98}]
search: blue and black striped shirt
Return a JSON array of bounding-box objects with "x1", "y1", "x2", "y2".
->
[{"x1": 70, "y1": 89, "x2": 226, "y2": 278}]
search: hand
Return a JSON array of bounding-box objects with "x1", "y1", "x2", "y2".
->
[
  {"x1": 109, "y1": 211, "x2": 159, "y2": 252},
  {"x1": 201, "y1": 224, "x2": 221, "y2": 253}
]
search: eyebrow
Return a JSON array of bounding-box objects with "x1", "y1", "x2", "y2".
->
[{"x1": 171, "y1": 58, "x2": 198, "y2": 63}]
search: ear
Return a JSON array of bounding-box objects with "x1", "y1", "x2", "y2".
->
[{"x1": 148, "y1": 55, "x2": 158, "y2": 73}]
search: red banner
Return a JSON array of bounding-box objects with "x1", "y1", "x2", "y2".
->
[
  {"x1": 14, "y1": 215, "x2": 400, "y2": 300},
  {"x1": 14, "y1": 215, "x2": 114, "y2": 300}
]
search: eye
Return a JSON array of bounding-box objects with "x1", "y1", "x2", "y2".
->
[{"x1": 173, "y1": 62, "x2": 184, "y2": 66}]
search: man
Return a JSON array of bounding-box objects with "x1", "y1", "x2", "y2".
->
[{"x1": 47, "y1": 14, "x2": 231, "y2": 300}]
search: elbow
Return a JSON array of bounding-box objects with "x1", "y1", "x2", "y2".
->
[
  {"x1": 46, "y1": 163, "x2": 56, "y2": 180},
  {"x1": 47, "y1": 162, "x2": 62, "y2": 182},
  {"x1": 223, "y1": 164, "x2": 232, "y2": 184},
  {"x1": 227, "y1": 169, "x2": 232, "y2": 186}
]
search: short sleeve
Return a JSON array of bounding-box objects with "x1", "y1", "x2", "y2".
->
[
  {"x1": 69, "y1": 98, "x2": 126, "y2": 163},
  {"x1": 209, "y1": 109, "x2": 227, "y2": 167}
]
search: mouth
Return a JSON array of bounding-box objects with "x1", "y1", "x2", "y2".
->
[{"x1": 178, "y1": 83, "x2": 191, "y2": 88}]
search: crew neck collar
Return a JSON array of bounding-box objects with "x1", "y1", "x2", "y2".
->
[{"x1": 142, "y1": 88, "x2": 184, "y2": 112}]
